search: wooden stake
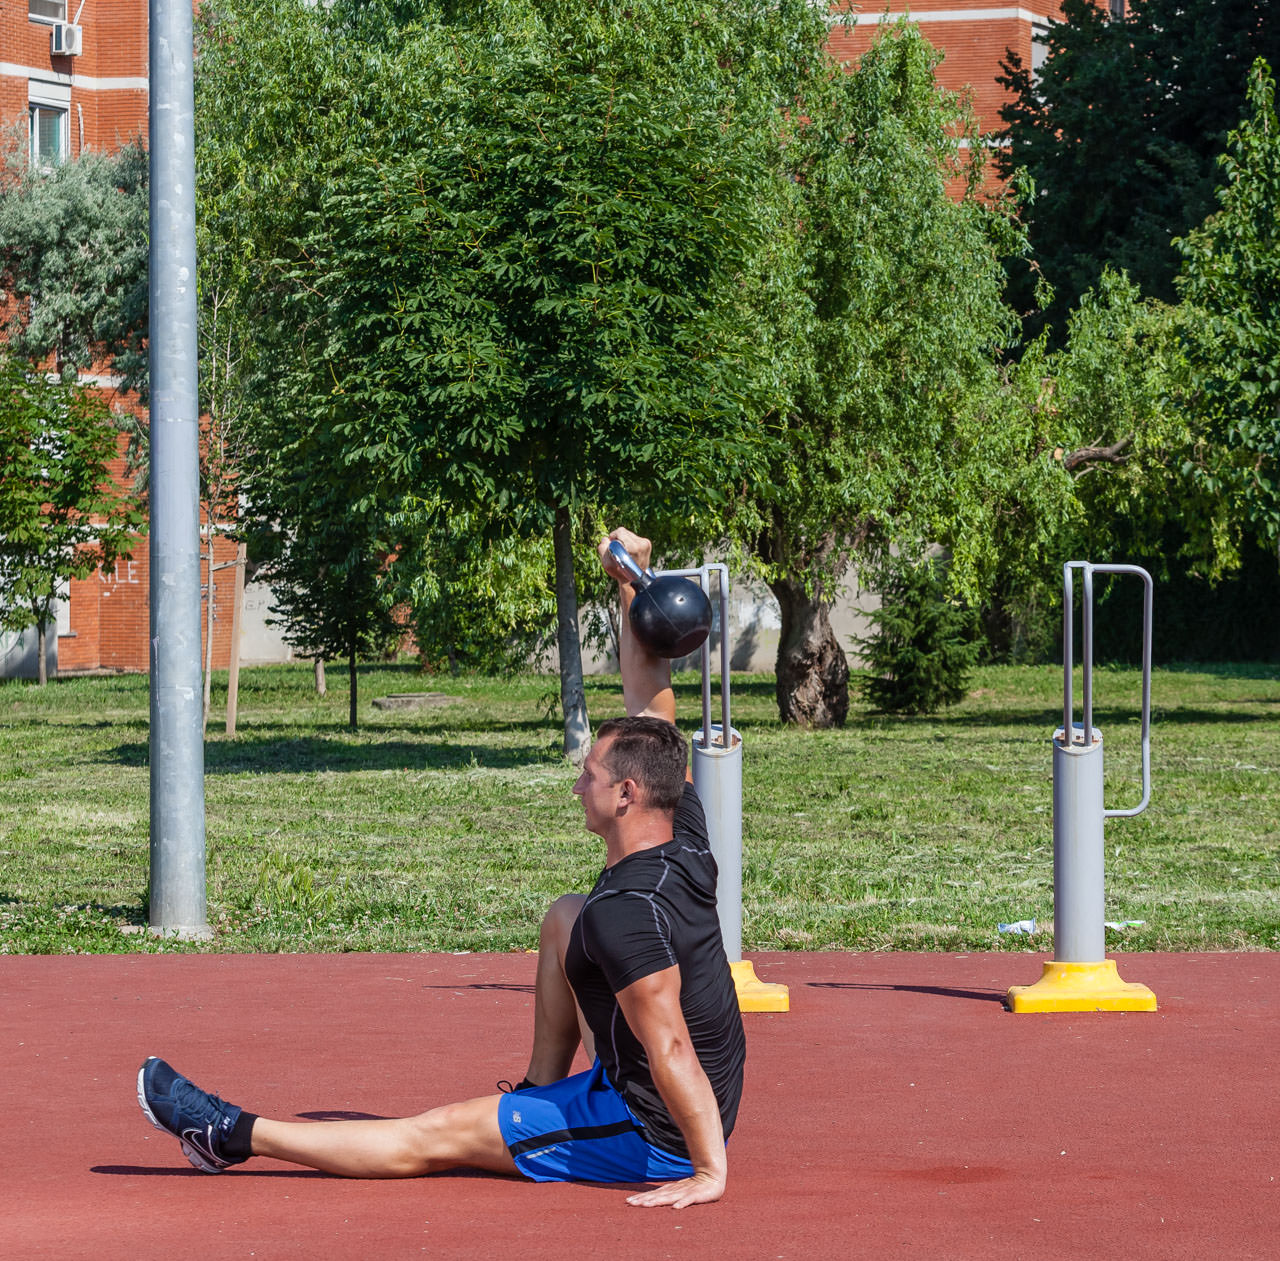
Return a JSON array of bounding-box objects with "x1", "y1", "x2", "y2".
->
[{"x1": 225, "y1": 541, "x2": 247, "y2": 736}]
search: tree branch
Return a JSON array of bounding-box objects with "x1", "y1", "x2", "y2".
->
[{"x1": 1060, "y1": 435, "x2": 1132, "y2": 474}]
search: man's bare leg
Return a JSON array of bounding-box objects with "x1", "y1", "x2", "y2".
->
[
  {"x1": 524, "y1": 894, "x2": 595, "y2": 1085},
  {"x1": 233, "y1": 894, "x2": 597, "y2": 1177},
  {"x1": 249, "y1": 1094, "x2": 517, "y2": 1178}
]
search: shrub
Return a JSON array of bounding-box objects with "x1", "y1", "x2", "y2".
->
[{"x1": 859, "y1": 556, "x2": 979, "y2": 714}]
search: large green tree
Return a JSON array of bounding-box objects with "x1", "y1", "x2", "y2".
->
[
  {"x1": 735, "y1": 22, "x2": 1027, "y2": 724},
  {"x1": 197, "y1": 0, "x2": 778, "y2": 760},
  {"x1": 0, "y1": 351, "x2": 142, "y2": 683},
  {"x1": 998, "y1": 0, "x2": 1279, "y2": 339},
  {"x1": 1174, "y1": 59, "x2": 1280, "y2": 560}
]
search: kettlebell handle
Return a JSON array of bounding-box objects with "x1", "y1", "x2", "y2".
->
[{"x1": 607, "y1": 539, "x2": 655, "y2": 589}]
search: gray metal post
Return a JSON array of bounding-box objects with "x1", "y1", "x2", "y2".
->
[
  {"x1": 1053, "y1": 561, "x2": 1153, "y2": 961},
  {"x1": 691, "y1": 566, "x2": 742, "y2": 961},
  {"x1": 692, "y1": 724, "x2": 743, "y2": 963},
  {"x1": 615, "y1": 552, "x2": 786, "y2": 1008},
  {"x1": 1051, "y1": 727, "x2": 1106, "y2": 961},
  {"x1": 148, "y1": 0, "x2": 208, "y2": 936}
]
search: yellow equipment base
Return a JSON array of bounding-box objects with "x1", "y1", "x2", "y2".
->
[
  {"x1": 1006, "y1": 959, "x2": 1157, "y2": 1013},
  {"x1": 731, "y1": 960, "x2": 789, "y2": 1013}
]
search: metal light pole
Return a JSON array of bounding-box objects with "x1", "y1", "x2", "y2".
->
[{"x1": 147, "y1": 0, "x2": 208, "y2": 937}]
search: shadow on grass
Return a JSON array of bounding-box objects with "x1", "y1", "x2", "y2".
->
[
  {"x1": 847, "y1": 704, "x2": 1276, "y2": 730},
  {"x1": 1158, "y1": 661, "x2": 1280, "y2": 681},
  {"x1": 104, "y1": 737, "x2": 560, "y2": 774},
  {"x1": 0, "y1": 894, "x2": 147, "y2": 923}
]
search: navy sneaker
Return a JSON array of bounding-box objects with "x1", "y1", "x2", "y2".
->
[{"x1": 137, "y1": 1057, "x2": 247, "y2": 1173}]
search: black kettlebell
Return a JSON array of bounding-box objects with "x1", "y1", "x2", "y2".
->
[{"x1": 608, "y1": 540, "x2": 713, "y2": 659}]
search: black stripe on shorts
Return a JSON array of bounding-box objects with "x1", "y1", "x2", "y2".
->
[{"x1": 507, "y1": 1119, "x2": 640, "y2": 1159}]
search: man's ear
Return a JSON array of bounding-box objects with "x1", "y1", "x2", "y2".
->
[{"x1": 616, "y1": 777, "x2": 641, "y2": 809}]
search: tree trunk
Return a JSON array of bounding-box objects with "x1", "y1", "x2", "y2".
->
[
  {"x1": 314, "y1": 657, "x2": 327, "y2": 696},
  {"x1": 769, "y1": 577, "x2": 849, "y2": 728},
  {"x1": 553, "y1": 505, "x2": 591, "y2": 765},
  {"x1": 36, "y1": 619, "x2": 48, "y2": 686},
  {"x1": 348, "y1": 646, "x2": 358, "y2": 730}
]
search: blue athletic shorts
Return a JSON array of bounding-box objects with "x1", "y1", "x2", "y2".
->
[{"x1": 496, "y1": 1060, "x2": 697, "y2": 1184}]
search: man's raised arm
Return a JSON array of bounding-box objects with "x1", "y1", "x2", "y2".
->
[{"x1": 597, "y1": 528, "x2": 677, "y2": 726}]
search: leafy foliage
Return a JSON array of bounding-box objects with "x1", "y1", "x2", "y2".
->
[
  {"x1": 249, "y1": 488, "x2": 403, "y2": 732},
  {"x1": 1174, "y1": 59, "x2": 1280, "y2": 555},
  {"x1": 858, "y1": 554, "x2": 979, "y2": 715},
  {"x1": 733, "y1": 21, "x2": 1026, "y2": 720},
  {"x1": 0, "y1": 143, "x2": 148, "y2": 385},
  {"x1": 998, "y1": 0, "x2": 1279, "y2": 339},
  {"x1": 0, "y1": 351, "x2": 143, "y2": 682},
  {"x1": 948, "y1": 270, "x2": 1190, "y2": 660},
  {"x1": 392, "y1": 500, "x2": 558, "y2": 676}
]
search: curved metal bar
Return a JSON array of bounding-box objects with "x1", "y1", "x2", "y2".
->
[
  {"x1": 1094, "y1": 564, "x2": 1153, "y2": 818},
  {"x1": 1062, "y1": 561, "x2": 1152, "y2": 811}
]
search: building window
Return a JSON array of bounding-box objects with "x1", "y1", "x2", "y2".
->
[
  {"x1": 1031, "y1": 20, "x2": 1051, "y2": 89},
  {"x1": 1109, "y1": 0, "x2": 1126, "y2": 17},
  {"x1": 30, "y1": 104, "x2": 68, "y2": 166},
  {"x1": 29, "y1": 0, "x2": 67, "y2": 21}
]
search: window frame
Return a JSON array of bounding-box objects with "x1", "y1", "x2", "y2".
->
[
  {"x1": 28, "y1": 80, "x2": 72, "y2": 169},
  {"x1": 28, "y1": 0, "x2": 68, "y2": 25}
]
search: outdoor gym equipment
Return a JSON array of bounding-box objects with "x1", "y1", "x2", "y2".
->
[
  {"x1": 610, "y1": 542, "x2": 788, "y2": 1013},
  {"x1": 607, "y1": 541, "x2": 714, "y2": 658},
  {"x1": 1007, "y1": 561, "x2": 1157, "y2": 1013}
]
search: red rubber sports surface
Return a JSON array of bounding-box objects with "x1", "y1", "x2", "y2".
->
[{"x1": 3, "y1": 951, "x2": 1276, "y2": 1259}]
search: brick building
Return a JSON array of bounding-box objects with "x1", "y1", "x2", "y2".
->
[
  {"x1": 828, "y1": 1, "x2": 1114, "y2": 192},
  {"x1": 3, "y1": 0, "x2": 1103, "y2": 678},
  {"x1": 2, "y1": 0, "x2": 147, "y2": 163},
  {"x1": 1, "y1": 1, "x2": 288, "y2": 678}
]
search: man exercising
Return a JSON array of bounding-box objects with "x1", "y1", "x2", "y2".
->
[{"x1": 137, "y1": 527, "x2": 746, "y2": 1209}]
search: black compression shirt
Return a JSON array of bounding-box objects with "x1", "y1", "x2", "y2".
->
[{"x1": 563, "y1": 782, "x2": 746, "y2": 1157}]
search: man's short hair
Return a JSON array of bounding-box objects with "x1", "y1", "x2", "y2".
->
[{"x1": 594, "y1": 716, "x2": 688, "y2": 813}]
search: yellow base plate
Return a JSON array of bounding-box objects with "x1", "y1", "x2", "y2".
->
[
  {"x1": 1007, "y1": 960, "x2": 1157, "y2": 1013},
  {"x1": 731, "y1": 960, "x2": 789, "y2": 1013}
]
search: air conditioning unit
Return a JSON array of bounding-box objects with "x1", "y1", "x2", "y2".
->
[{"x1": 50, "y1": 23, "x2": 83, "y2": 57}]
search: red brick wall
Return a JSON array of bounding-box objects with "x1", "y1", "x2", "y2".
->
[
  {"x1": 61, "y1": 532, "x2": 242, "y2": 673},
  {"x1": 2, "y1": 0, "x2": 148, "y2": 162}
]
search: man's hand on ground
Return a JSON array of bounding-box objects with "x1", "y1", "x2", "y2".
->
[
  {"x1": 598, "y1": 528, "x2": 653, "y2": 583},
  {"x1": 625, "y1": 1171, "x2": 726, "y2": 1209}
]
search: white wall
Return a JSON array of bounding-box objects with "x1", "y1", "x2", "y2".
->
[{"x1": 0, "y1": 625, "x2": 57, "y2": 680}]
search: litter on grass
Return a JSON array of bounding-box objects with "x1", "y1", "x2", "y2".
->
[{"x1": 997, "y1": 919, "x2": 1037, "y2": 935}]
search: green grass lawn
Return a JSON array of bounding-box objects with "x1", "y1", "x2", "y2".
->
[{"x1": 1, "y1": 661, "x2": 1277, "y2": 954}]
